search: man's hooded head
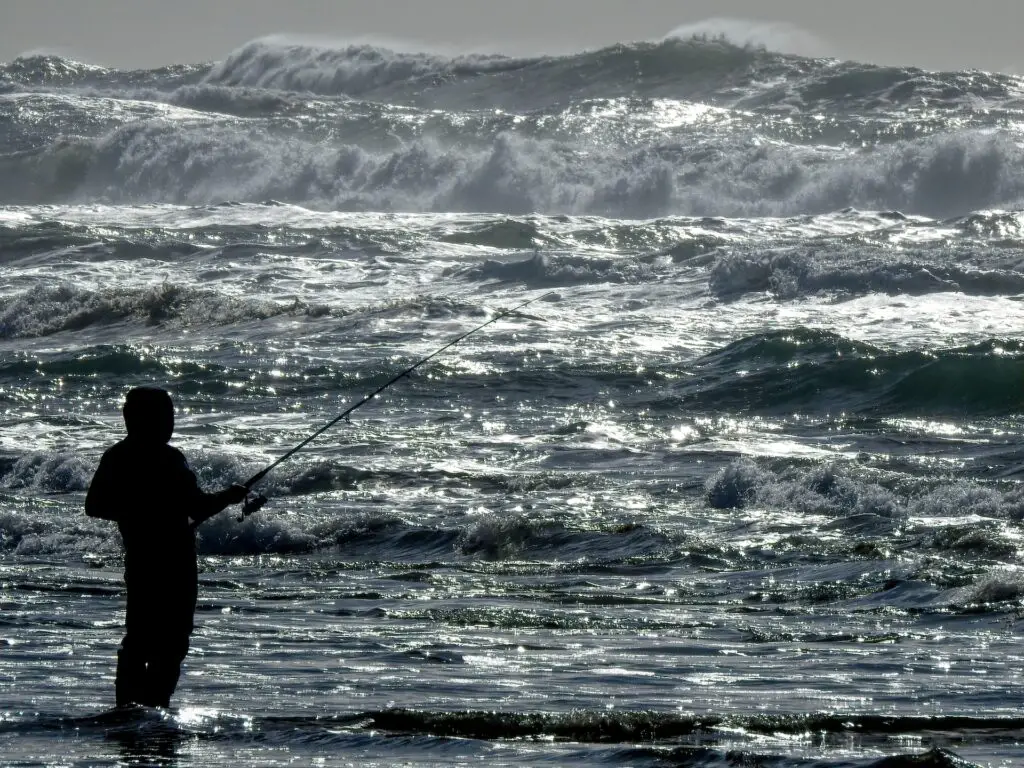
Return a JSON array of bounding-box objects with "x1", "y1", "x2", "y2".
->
[{"x1": 122, "y1": 386, "x2": 174, "y2": 444}]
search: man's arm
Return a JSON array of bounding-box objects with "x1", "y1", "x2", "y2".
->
[
  {"x1": 168, "y1": 448, "x2": 247, "y2": 525},
  {"x1": 189, "y1": 484, "x2": 249, "y2": 525},
  {"x1": 85, "y1": 451, "x2": 123, "y2": 521}
]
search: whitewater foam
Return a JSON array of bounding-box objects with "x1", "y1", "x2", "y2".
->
[{"x1": 5, "y1": 111, "x2": 1024, "y2": 219}]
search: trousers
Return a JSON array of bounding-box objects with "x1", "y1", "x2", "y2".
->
[{"x1": 115, "y1": 570, "x2": 197, "y2": 708}]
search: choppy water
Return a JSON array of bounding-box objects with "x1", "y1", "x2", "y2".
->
[{"x1": 1, "y1": 34, "x2": 1023, "y2": 767}]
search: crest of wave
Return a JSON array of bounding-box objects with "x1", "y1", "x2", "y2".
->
[
  {"x1": 202, "y1": 34, "x2": 526, "y2": 97},
  {"x1": 664, "y1": 17, "x2": 832, "y2": 59}
]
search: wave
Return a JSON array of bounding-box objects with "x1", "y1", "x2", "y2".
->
[
  {"x1": 194, "y1": 36, "x2": 802, "y2": 112},
  {"x1": 710, "y1": 244, "x2": 1024, "y2": 300},
  {"x1": 1, "y1": 452, "x2": 92, "y2": 494},
  {"x1": 455, "y1": 251, "x2": 659, "y2": 287},
  {"x1": 4, "y1": 34, "x2": 1024, "y2": 219},
  {"x1": 0, "y1": 442, "x2": 666, "y2": 561},
  {"x1": 0, "y1": 214, "x2": 429, "y2": 265},
  {"x1": 7, "y1": 36, "x2": 1023, "y2": 111},
  {"x1": 6, "y1": 451, "x2": 1021, "y2": 572},
  {"x1": 368, "y1": 709, "x2": 1020, "y2": 748},
  {"x1": 706, "y1": 458, "x2": 1024, "y2": 518},
  {"x1": 0, "y1": 119, "x2": 680, "y2": 214},
  {"x1": 2, "y1": 707, "x2": 1001, "y2": 767},
  {"x1": 6, "y1": 326, "x2": 1024, "y2": 424},
  {"x1": 0, "y1": 54, "x2": 203, "y2": 94},
  {"x1": 201, "y1": 39, "x2": 524, "y2": 102},
  {"x1": 19, "y1": 208, "x2": 1023, "y2": 302},
  {"x1": 0, "y1": 489, "x2": 673, "y2": 563},
  {"x1": 0, "y1": 55, "x2": 111, "y2": 89},
  {"x1": 197, "y1": 497, "x2": 678, "y2": 561},
  {"x1": 0, "y1": 221, "x2": 205, "y2": 264},
  {"x1": 704, "y1": 460, "x2": 906, "y2": 533},
  {"x1": 196, "y1": 36, "x2": 1023, "y2": 114},
  {"x1": 704, "y1": 459, "x2": 1024, "y2": 572},
  {"x1": 955, "y1": 569, "x2": 1024, "y2": 604},
  {"x1": 4, "y1": 104, "x2": 1024, "y2": 217},
  {"x1": 679, "y1": 330, "x2": 1024, "y2": 416},
  {"x1": 0, "y1": 489, "x2": 117, "y2": 556},
  {"x1": 0, "y1": 283, "x2": 336, "y2": 338}
]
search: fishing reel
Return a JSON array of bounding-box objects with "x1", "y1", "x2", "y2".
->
[{"x1": 237, "y1": 491, "x2": 268, "y2": 522}]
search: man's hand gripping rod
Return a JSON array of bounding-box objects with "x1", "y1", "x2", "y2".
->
[{"x1": 235, "y1": 292, "x2": 556, "y2": 522}]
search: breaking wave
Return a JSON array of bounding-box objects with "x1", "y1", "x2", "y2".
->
[
  {"x1": 3, "y1": 119, "x2": 1024, "y2": 218},
  {"x1": 2, "y1": 35, "x2": 1024, "y2": 218}
]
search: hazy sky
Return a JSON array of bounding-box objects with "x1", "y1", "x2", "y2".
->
[{"x1": 2, "y1": 0, "x2": 1023, "y2": 73}]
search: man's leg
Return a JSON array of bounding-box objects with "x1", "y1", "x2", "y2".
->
[
  {"x1": 114, "y1": 638, "x2": 147, "y2": 707},
  {"x1": 133, "y1": 571, "x2": 197, "y2": 708},
  {"x1": 117, "y1": 582, "x2": 149, "y2": 708},
  {"x1": 140, "y1": 632, "x2": 190, "y2": 708}
]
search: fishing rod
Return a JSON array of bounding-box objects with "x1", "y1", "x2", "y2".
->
[{"x1": 234, "y1": 291, "x2": 557, "y2": 521}]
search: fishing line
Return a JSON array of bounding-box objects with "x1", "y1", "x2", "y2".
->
[{"x1": 233, "y1": 290, "x2": 557, "y2": 520}]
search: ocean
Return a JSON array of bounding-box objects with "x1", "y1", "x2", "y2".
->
[{"x1": 1, "y1": 34, "x2": 1023, "y2": 767}]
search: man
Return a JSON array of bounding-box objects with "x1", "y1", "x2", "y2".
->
[{"x1": 86, "y1": 386, "x2": 247, "y2": 709}]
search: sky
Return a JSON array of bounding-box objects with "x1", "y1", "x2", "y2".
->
[{"x1": 2, "y1": 0, "x2": 1023, "y2": 74}]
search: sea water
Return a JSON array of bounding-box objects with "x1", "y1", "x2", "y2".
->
[{"x1": 1, "y1": 35, "x2": 1023, "y2": 766}]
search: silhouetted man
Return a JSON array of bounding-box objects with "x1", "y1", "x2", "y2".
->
[{"x1": 86, "y1": 386, "x2": 247, "y2": 708}]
